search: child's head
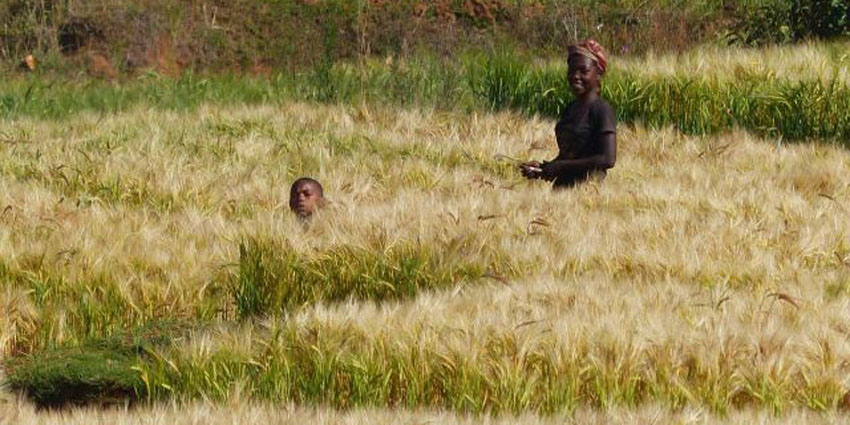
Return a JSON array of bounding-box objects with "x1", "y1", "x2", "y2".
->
[
  {"x1": 289, "y1": 177, "x2": 324, "y2": 218},
  {"x1": 567, "y1": 40, "x2": 607, "y2": 96}
]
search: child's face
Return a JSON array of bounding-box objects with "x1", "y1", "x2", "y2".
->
[
  {"x1": 289, "y1": 183, "x2": 323, "y2": 217},
  {"x1": 567, "y1": 55, "x2": 600, "y2": 97}
]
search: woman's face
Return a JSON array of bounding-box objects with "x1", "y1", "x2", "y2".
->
[{"x1": 568, "y1": 54, "x2": 600, "y2": 97}]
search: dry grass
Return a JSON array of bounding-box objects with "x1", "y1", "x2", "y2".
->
[
  {"x1": 1, "y1": 97, "x2": 850, "y2": 415},
  {"x1": 1, "y1": 397, "x2": 849, "y2": 425},
  {"x1": 616, "y1": 40, "x2": 850, "y2": 83}
]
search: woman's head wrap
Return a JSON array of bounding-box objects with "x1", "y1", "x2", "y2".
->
[{"x1": 568, "y1": 40, "x2": 607, "y2": 75}]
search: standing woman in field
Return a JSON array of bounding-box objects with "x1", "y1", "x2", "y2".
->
[{"x1": 520, "y1": 40, "x2": 616, "y2": 188}]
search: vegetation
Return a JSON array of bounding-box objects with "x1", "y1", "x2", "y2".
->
[
  {"x1": 4, "y1": 43, "x2": 850, "y2": 143},
  {"x1": 6, "y1": 346, "x2": 141, "y2": 408},
  {"x1": 0, "y1": 0, "x2": 749, "y2": 72},
  {"x1": 730, "y1": 0, "x2": 850, "y2": 45},
  {"x1": 4, "y1": 402, "x2": 850, "y2": 425},
  {"x1": 4, "y1": 322, "x2": 183, "y2": 408},
  {"x1": 1, "y1": 21, "x2": 850, "y2": 424},
  {"x1": 472, "y1": 51, "x2": 850, "y2": 141},
  {"x1": 1, "y1": 68, "x2": 849, "y2": 414},
  {"x1": 2, "y1": 0, "x2": 847, "y2": 78},
  {"x1": 232, "y1": 239, "x2": 517, "y2": 319}
]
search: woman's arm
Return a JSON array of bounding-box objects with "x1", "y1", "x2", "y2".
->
[{"x1": 542, "y1": 132, "x2": 616, "y2": 179}]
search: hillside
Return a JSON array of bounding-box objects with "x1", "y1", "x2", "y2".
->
[{"x1": 3, "y1": 0, "x2": 848, "y2": 75}]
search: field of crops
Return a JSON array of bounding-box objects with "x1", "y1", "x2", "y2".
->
[
  {"x1": 2, "y1": 41, "x2": 850, "y2": 423},
  {"x1": 4, "y1": 41, "x2": 850, "y2": 142}
]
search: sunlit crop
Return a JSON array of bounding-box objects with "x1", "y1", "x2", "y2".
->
[{"x1": 2, "y1": 41, "x2": 850, "y2": 423}]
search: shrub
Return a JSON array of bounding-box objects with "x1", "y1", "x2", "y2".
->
[{"x1": 731, "y1": 0, "x2": 850, "y2": 45}]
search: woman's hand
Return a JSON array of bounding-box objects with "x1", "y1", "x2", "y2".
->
[{"x1": 519, "y1": 161, "x2": 544, "y2": 179}]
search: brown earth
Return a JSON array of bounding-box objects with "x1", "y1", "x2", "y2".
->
[{"x1": 85, "y1": 51, "x2": 117, "y2": 79}]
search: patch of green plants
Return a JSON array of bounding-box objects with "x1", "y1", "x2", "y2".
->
[
  {"x1": 470, "y1": 53, "x2": 850, "y2": 142},
  {"x1": 5, "y1": 345, "x2": 140, "y2": 409},
  {"x1": 729, "y1": 0, "x2": 850, "y2": 46},
  {"x1": 232, "y1": 238, "x2": 511, "y2": 319},
  {"x1": 4, "y1": 52, "x2": 850, "y2": 144},
  {"x1": 3, "y1": 321, "x2": 185, "y2": 409}
]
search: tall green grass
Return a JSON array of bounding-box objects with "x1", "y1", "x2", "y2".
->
[
  {"x1": 469, "y1": 53, "x2": 850, "y2": 141},
  {"x1": 4, "y1": 52, "x2": 850, "y2": 143},
  {"x1": 11, "y1": 317, "x2": 841, "y2": 413},
  {"x1": 232, "y1": 239, "x2": 514, "y2": 319},
  {"x1": 0, "y1": 57, "x2": 471, "y2": 119}
]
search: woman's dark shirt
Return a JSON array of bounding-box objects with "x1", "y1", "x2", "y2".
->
[{"x1": 549, "y1": 97, "x2": 617, "y2": 187}]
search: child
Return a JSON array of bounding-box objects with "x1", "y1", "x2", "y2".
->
[
  {"x1": 520, "y1": 40, "x2": 617, "y2": 188},
  {"x1": 289, "y1": 177, "x2": 325, "y2": 219}
]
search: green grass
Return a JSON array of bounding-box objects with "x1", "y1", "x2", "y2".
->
[
  {"x1": 3, "y1": 321, "x2": 184, "y2": 409},
  {"x1": 4, "y1": 52, "x2": 850, "y2": 143},
  {"x1": 11, "y1": 297, "x2": 842, "y2": 414},
  {"x1": 5, "y1": 346, "x2": 141, "y2": 409},
  {"x1": 232, "y1": 238, "x2": 517, "y2": 319},
  {"x1": 3, "y1": 238, "x2": 520, "y2": 408},
  {"x1": 470, "y1": 53, "x2": 850, "y2": 141}
]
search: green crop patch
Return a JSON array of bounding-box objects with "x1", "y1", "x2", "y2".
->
[{"x1": 231, "y1": 239, "x2": 516, "y2": 319}]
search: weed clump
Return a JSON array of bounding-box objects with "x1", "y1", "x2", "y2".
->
[
  {"x1": 5, "y1": 346, "x2": 141, "y2": 409},
  {"x1": 3, "y1": 321, "x2": 187, "y2": 409}
]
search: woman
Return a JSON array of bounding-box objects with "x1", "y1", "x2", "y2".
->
[{"x1": 520, "y1": 40, "x2": 617, "y2": 188}]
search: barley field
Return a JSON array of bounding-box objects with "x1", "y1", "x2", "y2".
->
[
  {"x1": 2, "y1": 42, "x2": 850, "y2": 423},
  {"x1": 2, "y1": 401, "x2": 850, "y2": 425}
]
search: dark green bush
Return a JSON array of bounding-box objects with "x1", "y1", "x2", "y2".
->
[{"x1": 731, "y1": 0, "x2": 850, "y2": 45}]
